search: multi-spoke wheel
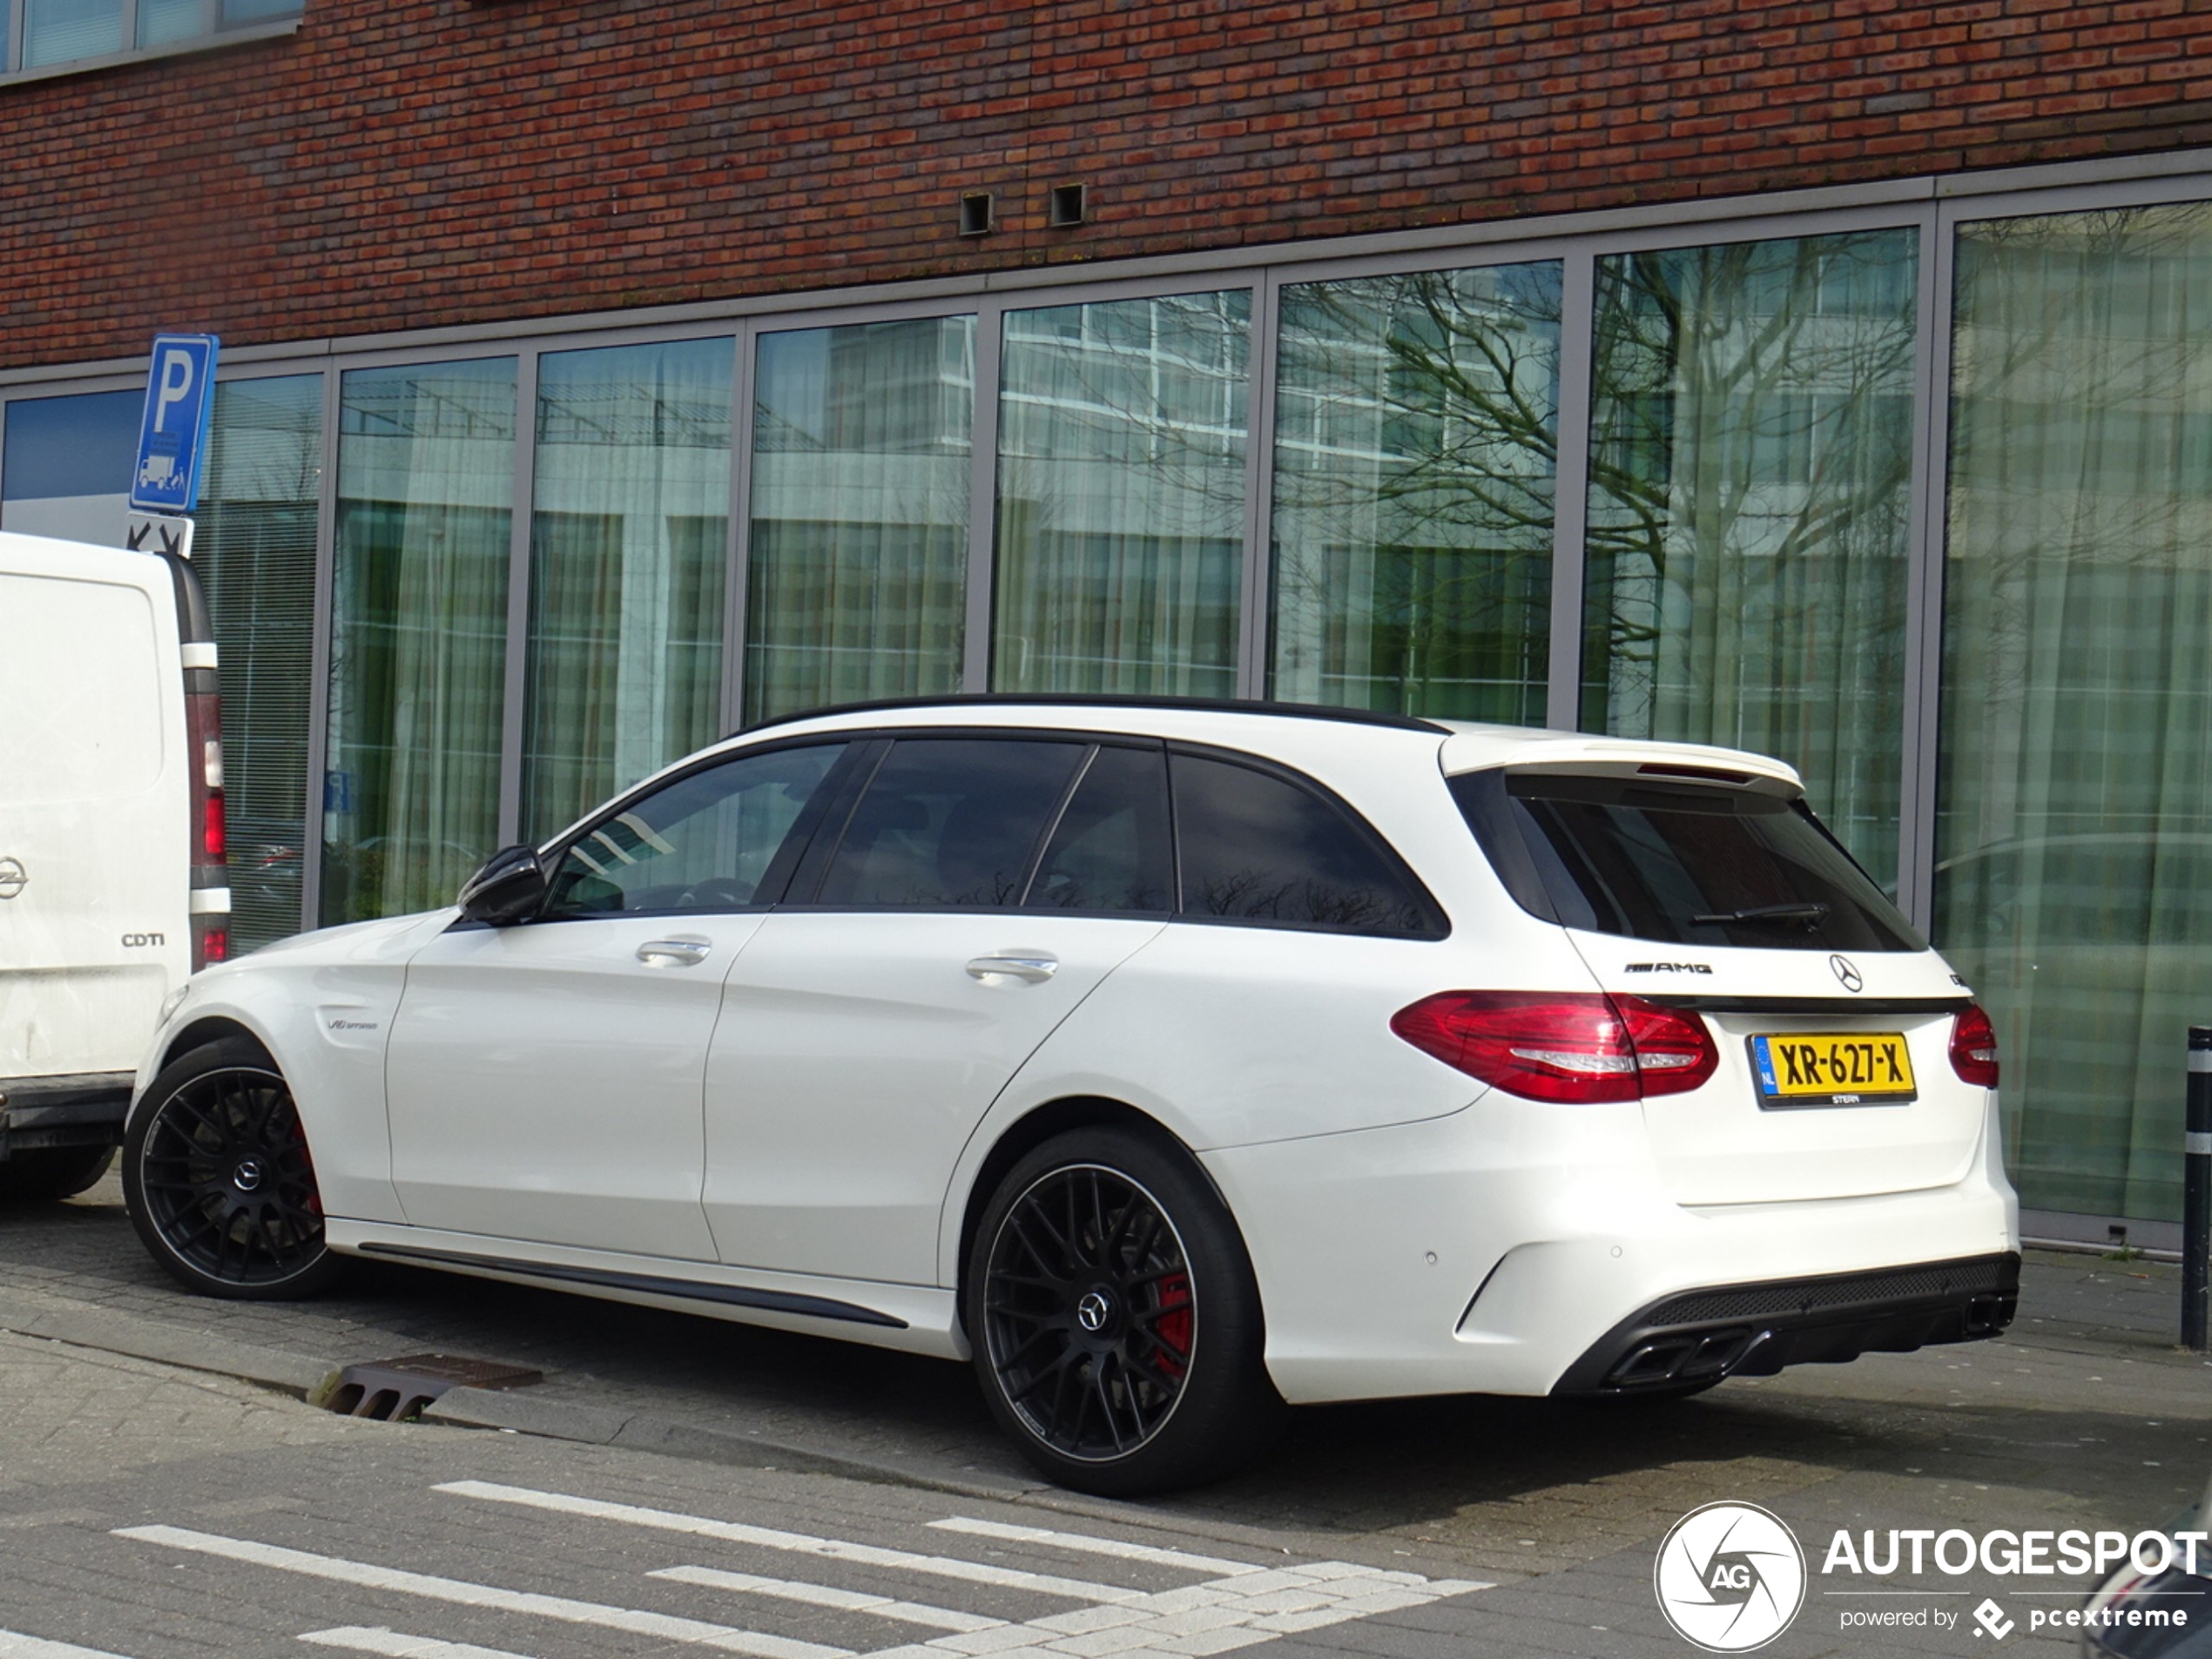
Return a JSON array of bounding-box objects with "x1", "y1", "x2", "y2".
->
[
  {"x1": 123, "y1": 1037, "x2": 338, "y2": 1299},
  {"x1": 966, "y1": 1126, "x2": 1282, "y2": 1494}
]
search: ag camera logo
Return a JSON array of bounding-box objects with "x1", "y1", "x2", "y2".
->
[{"x1": 1654, "y1": 1502, "x2": 1807, "y2": 1652}]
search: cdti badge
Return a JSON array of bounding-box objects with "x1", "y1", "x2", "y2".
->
[{"x1": 1654, "y1": 1502, "x2": 1807, "y2": 1652}]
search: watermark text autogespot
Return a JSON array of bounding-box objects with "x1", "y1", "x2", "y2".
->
[{"x1": 1822, "y1": 1527, "x2": 2207, "y2": 1578}]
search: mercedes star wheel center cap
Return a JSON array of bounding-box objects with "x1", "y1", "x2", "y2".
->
[
  {"x1": 1076, "y1": 1290, "x2": 1113, "y2": 1332},
  {"x1": 232, "y1": 1157, "x2": 266, "y2": 1193}
]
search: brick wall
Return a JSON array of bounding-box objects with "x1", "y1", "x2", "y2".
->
[{"x1": 7, "y1": 0, "x2": 2210, "y2": 370}]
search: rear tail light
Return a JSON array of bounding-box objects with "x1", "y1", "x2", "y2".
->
[
  {"x1": 1950, "y1": 1002, "x2": 2000, "y2": 1088},
  {"x1": 182, "y1": 658, "x2": 229, "y2": 973},
  {"x1": 1391, "y1": 991, "x2": 1719, "y2": 1103}
]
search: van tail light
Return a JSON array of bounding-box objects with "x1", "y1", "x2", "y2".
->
[
  {"x1": 1391, "y1": 991, "x2": 1719, "y2": 1103},
  {"x1": 182, "y1": 650, "x2": 229, "y2": 973},
  {"x1": 1950, "y1": 1002, "x2": 2000, "y2": 1088}
]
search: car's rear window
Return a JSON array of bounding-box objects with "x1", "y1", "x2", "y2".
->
[{"x1": 1452, "y1": 768, "x2": 1925, "y2": 952}]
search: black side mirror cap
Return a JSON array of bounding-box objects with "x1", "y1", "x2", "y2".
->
[{"x1": 457, "y1": 844, "x2": 547, "y2": 925}]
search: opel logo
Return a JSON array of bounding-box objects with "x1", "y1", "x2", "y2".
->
[
  {"x1": 1830, "y1": 954, "x2": 1865, "y2": 994},
  {"x1": 0, "y1": 857, "x2": 24, "y2": 900},
  {"x1": 1076, "y1": 1290, "x2": 1113, "y2": 1333}
]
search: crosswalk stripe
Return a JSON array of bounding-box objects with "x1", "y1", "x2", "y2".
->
[
  {"x1": 300, "y1": 1629, "x2": 542, "y2": 1659},
  {"x1": 0, "y1": 1634, "x2": 139, "y2": 1659},
  {"x1": 652, "y1": 1567, "x2": 1005, "y2": 1633},
  {"x1": 113, "y1": 1526, "x2": 850, "y2": 1659},
  {"x1": 927, "y1": 1517, "x2": 1258, "y2": 1578},
  {"x1": 434, "y1": 1482, "x2": 1141, "y2": 1604}
]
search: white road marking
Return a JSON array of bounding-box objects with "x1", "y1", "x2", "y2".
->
[
  {"x1": 654, "y1": 1567, "x2": 1006, "y2": 1633},
  {"x1": 300, "y1": 1629, "x2": 542, "y2": 1659},
  {"x1": 434, "y1": 1482, "x2": 1142, "y2": 1604},
  {"x1": 927, "y1": 1519, "x2": 1258, "y2": 1579},
  {"x1": 0, "y1": 1635, "x2": 141, "y2": 1659},
  {"x1": 113, "y1": 1527, "x2": 849, "y2": 1659}
]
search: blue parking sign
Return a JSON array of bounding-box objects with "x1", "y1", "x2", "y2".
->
[{"x1": 130, "y1": 334, "x2": 220, "y2": 515}]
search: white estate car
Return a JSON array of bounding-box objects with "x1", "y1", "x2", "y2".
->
[{"x1": 123, "y1": 698, "x2": 2020, "y2": 1494}]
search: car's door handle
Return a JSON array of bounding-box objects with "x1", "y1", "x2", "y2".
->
[
  {"x1": 966, "y1": 954, "x2": 1059, "y2": 984},
  {"x1": 636, "y1": 938, "x2": 711, "y2": 968}
]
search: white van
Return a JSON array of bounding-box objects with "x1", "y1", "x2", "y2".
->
[{"x1": 0, "y1": 529, "x2": 227, "y2": 1200}]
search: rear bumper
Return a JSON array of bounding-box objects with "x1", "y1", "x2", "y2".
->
[
  {"x1": 1549, "y1": 1251, "x2": 2020, "y2": 1396},
  {"x1": 0, "y1": 1073, "x2": 132, "y2": 1154}
]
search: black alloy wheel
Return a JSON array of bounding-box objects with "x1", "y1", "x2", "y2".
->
[
  {"x1": 967, "y1": 1126, "x2": 1283, "y2": 1495},
  {"x1": 124, "y1": 1037, "x2": 338, "y2": 1299}
]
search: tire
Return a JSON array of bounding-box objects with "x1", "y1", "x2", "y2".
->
[
  {"x1": 0, "y1": 1145, "x2": 115, "y2": 1203},
  {"x1": 122, "y1": 1037, "x2": 339, "y2": 1300},
  {"x1": 964, "y1": 1126, "x2": 1285, "y2": 1495}
]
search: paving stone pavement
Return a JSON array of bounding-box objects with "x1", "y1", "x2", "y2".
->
[{"x1": 0, "y1": 1174, "x2": 2207, "y2": 1656}]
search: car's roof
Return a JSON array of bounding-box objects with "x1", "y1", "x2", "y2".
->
[
  {"x1": 723, "y1": 695, "x2": 1803, "y2": 789},
  {"x1": 736, "y1": 693, "x2": 1449, "y2": 739}
]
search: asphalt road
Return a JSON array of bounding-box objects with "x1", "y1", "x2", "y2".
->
[{"x1": 0, "y1": 1173, "x2": 2205, "y2": 1657}]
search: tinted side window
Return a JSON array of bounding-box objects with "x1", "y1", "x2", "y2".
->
[
  {"x1": 543, "y1": 743, "x2": 845, "y2": 918},
  {"x1": 815, "y1": 738, "x2": 1085, "y2": 908},
  {"x1": 1171, "y1": 752, "x2": 1433, "y2": 935},
  {"x1": 1025, "y1": 745, "x2": 1173, "y2": 914}
]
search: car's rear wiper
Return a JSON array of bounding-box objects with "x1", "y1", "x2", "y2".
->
[{"x1": 1690, "y1": 901, "x2": 1831, "y2": 927}]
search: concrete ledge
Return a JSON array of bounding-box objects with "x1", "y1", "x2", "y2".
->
[{"x1": 0, "y1": 1291, "x2": 334, "y2": 1397}]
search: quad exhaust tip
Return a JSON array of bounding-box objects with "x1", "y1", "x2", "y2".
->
[{"x1": 310, "y1": 1352, "x2": 543, "y2": 1421}]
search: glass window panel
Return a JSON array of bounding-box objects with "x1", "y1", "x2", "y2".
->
[
  {"x1": 1271, "y1": 263, "x2": 1561, "y2": 723},
  {"x1": 199, "y1": 375, "x2": 320, "y2": 953},
  {"x1": 221, "y1": 0, "x2": 301, "y2": 19},
  {"x1": 813, "y1": 738, "x2": 1084, "y2": 909},
  {"x1": 322, "y1": 359, "x2": 515, "y2": 925},
  {"x1": 544, "y1": 742, "x2": 845, "y2": 918},
  {"x1": 1026, "y1": 744, "x2": 1173, "y2": 914},
  {"x1": 523, "y1": 339, "x2": 732, "y2": 842},
  {"x1": 1939, "y1": 203, "x2": 2212, "y2": 1224},
  {"x1": 745, "y1": 319, "x2": 973, "y2": 725},
  {"x1": 1170, "y1": 753, "x2": 1429, "y2": 934},
  {"x1": 138, "y1": 0, "x2": 206, "y2": 46},
  {"x1": 994, "y1": 292, "x2": 1248, "y2": 697},
  {"x1": 24, "y1": 0, "x2": 122, "y2": 66},
  {"x1": 1582, "y1": 230, "x2": 1919, "y2": 891}
]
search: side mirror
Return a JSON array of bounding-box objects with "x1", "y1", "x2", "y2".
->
[{"x1": 456, "y1": 844, "x2": 547, "y2": 925}]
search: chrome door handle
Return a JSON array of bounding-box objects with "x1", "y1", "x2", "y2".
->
[
  {"x1": 966, "y1": 954, "x2": 1059, "y2": 984},
  {"x1": 637, "y1": 938, "x2": 711, "y2": 967}
]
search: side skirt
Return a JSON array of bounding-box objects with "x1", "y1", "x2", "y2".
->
[{"x1": 323, "y1": 1221, "x2": 968, "y2": 1360}]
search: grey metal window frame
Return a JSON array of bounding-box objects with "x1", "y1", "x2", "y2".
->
[{"x1": 9, "y1": 153, "x2": 2212, "y2": 947}]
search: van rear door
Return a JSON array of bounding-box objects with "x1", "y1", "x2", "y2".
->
[{"x1": 0, "y1": 532, "x2": 210, "y2": 1120}]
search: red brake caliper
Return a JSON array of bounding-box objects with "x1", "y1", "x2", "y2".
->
[{"x1": 1153, "y1": 1272, "x2": 1193, "y2": 1379}]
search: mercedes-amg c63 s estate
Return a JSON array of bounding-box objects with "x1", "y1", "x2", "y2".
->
[{"x1": 123, "y1": 697, "x2": 2021, "y2": 1493}]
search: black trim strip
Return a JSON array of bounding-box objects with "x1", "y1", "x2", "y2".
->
[
  {"x1": 734, "y1": 692, "x2": 1450, "y2": 738},
  {"x1": 1638, "y1": 995, "x2": 1972, "y2": 1015},
  {"x1": 356, "y1": 1243, "x2": 908, "y2": 1328}
]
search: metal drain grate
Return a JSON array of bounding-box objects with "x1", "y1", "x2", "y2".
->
[{"x1": 311, "y1": 1353, "x2": 543, "y2": 1421}]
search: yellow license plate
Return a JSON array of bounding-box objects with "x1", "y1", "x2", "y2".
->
[{"x1": 1749, "y1": 1033, "x2": 1917, "y2": 1107}]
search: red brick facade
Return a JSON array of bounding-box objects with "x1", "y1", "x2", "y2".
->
[{"x1": 8, "y1": 0, "x2": 2211, "y2": 371}]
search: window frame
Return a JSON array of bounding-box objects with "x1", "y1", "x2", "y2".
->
[{"x1": 3, "y1": 0, "x2": 300, "y2": 81}]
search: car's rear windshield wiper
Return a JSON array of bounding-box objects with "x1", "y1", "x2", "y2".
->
[{"x1": 1690, "y1": 901, "x2": 1831, "y2": 927}]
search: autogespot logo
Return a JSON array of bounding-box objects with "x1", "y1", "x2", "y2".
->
[{"x1": 1655, "y1": 1502, "x2": 1808, "y2": 1652}]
